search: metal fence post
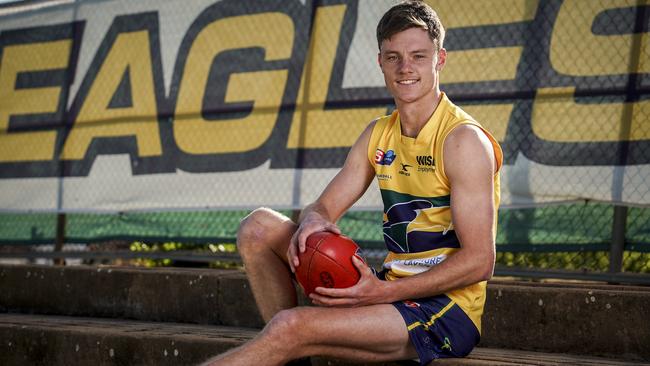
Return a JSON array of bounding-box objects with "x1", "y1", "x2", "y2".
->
[
  {"x1": 54, "y1": 213, "x2": 66, "y2": 266},
  {"x1": 607, "y1": 2, "x2": 644, "y2": 277},
  {"x1": 609, "y1": 205, "x2": 628, "y2": 274}
]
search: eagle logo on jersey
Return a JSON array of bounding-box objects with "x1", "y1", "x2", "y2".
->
[{"x1": 383, "y1": 199, "x2": 458, "y2": 253}]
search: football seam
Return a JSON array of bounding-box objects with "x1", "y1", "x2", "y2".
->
[
  {"x1": 305, "y1": 234, "x2": 360, "y2": 290},
  {"x1": 312, "y1": 250, "x2": 359, "y2": 284},
  {"x1": 312, "y1": 236, "x2": 327, "y2": 250},
  {"x1": 306, "y1": 235, "x2": 326, "y2": 290},
  {"x1": 306, "y1": 248, "x2": 315, "y2": 291}
]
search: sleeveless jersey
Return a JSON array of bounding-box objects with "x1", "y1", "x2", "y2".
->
[{"x1": 366, "y1": 93, "x2": 503, "y2": 331}]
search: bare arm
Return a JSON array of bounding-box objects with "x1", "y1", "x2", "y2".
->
[
  {"x1": 287, "y1": 121, "x2": 377, "y2": 271},
  {"x1": 406, "y1": 124, "x2": 498, "y2": 290},
  {"x1": 312, "y1": 124, "x2": 497, "y2": 305}
]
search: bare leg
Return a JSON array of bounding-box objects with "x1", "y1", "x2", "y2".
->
[
  {"x1": 202, "y1": 304, "x2": 416, "y2": 366},
  {"x1": 237, "y1": 207, "x2": 298, "y2": 322}
]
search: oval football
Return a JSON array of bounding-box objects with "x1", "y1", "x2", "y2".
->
[{"x1": 296, "y1": 231, "x2": 362, "y2": 296}]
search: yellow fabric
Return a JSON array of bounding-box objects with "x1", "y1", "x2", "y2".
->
[
  {"x1": 406, "y1": 299, "x2": 456, "y2": 331},
  {"x1": 366, "y1": 93, "x2": 502, "y2": 331}
]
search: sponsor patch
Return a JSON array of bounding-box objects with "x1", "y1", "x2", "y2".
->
[
  {"x1": 375, "y1": 149, "x2": 396, "y2": 166},
  {"x1": 416, "y1": 155, "x2": 435, "y2": 173}
]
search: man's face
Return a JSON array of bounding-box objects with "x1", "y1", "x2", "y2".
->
[{"x1": 378, "y1": 27, "x2": 445, "y2": 105}]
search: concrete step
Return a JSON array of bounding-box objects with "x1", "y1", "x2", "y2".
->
[
  {"x1": 1, "y1": 264, "x2": 649, "y2": 362},
  {"x1": 437, "y1": 348, "x2": 650, "y2": 366},
  {"x1": 0, "y1": 264, "x2": 264, "y2": 328},
  {"x1": 0, "y1": 313, "x2": 253, "y2": 366},
  {"x1": 2, "y1": 313, "x2": 647, "y2": 366},
  {"x1": 480, "y1": 280, "x2": 650, "y2": 360}
]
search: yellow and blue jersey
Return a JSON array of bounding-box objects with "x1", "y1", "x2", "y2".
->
[{"x1": 367, "y1": 93, "x2": 503, "y2": 332}]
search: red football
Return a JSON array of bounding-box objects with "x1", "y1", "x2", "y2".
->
[{"x1": 295, "y1": 231, "x2": 363, "y2": 296}]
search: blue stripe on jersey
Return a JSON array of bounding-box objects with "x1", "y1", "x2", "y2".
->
[
  {"x1": 408, "y1": 230, "x2": 460, "y2": 252},
  {"x1": 381, "y1": 189, "x2": 457, "y2": 253},
  {"x1": 383, "y1": 228, "x2": 460, "y2": 253}
]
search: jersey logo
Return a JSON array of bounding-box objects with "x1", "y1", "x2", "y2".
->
[
  {"x1": 375, "y1": 149, "x2": 396, "y2": 166},
  {"x1": 416, "y1": 155, "x2": 434, "y2": 166},
  {"x1": 399, "y1": 163, "x2": 412, "y2": 177},
  {"x1": 416, "y1": 155, "x2": 435, "y2": 173},
  {"x1": 383, "y1": 199, "x2": 453, "y2": 252}
]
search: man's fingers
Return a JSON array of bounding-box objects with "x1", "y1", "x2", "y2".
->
[
  {"x1": 352, "y1": 255, "x2": 365, "y2": 268},
  {"x1": 326, "y1": 224, "x2": 342, "y2": 235},
  {"x1": 313, "y1": 286, "x2": 351, "y2": 298},
  {"x1": 297, "y1": 232, "x2": 307, "y2": 253},
  {"x1": 351, "y1": 255, "x2": 371, "y2": 275},
  {"x1": 287, "y1": 251, "x2": 295, "y2": 273},
  {"x1": 310, "y1": 290, "x2": 357, "y2": 307},
  {"x1": 290, "y1": 221, "x2": 344, "y2": 273},
  {"x1": 287, "y1": 238, "x2": 299, "y2": 273}
]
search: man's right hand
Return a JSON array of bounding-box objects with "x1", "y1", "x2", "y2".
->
[
  {"x1": 285, "y1": 121, "x2": 376, "y2": 273},
  {"x1": 287, "y1": 211, "x2": 341, "y2": 273}
]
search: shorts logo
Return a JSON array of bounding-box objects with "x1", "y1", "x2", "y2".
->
[
  {"x1": 403, "y1": 300, "x2": 421, "y2": 308},
  {"x1": 375, "y1": 149, "x2": 396, "y2": 166},
  {"x1": 442, "y1": 337, "x2": 453, "y2": 352}
]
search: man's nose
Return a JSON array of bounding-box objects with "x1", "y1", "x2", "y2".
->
[{"x1": 398, "y1": 58, "x2": 414, "y2": 73}]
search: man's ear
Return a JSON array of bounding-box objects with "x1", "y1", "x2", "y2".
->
[
  {"x1": 377, "y1": 52, "x2": 383, "y2": 72},
  {"x1": 436, "y1": 48, "x2": 447, "y2": 71}
]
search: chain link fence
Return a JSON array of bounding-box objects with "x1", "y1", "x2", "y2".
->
[
  {"x1": 1, "y1": 204, "x2": 648, "y2": 280},
  {"x1": 0, "y1": 0, "x2": 648, "y2": 282}
]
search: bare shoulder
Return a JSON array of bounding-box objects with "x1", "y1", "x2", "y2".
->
[
  {"x1": 445, "y1": 124, "x2": 492, "y2": 150},
  {"x1": 360, "y1": 118, "x2": 379, "y2": 140},
  {"x1": 340, "y1": 118, "x2": 381, "y2": 170},
  {"x1": 443, "y1": 124, "x2": 496, "y2": 180},
  {"x1": 349, "y1": 118, "x2": 380, "y2": 153}
]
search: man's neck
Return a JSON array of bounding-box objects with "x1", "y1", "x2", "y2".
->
[{"x1": 396, "y1": 92, "x2": 443, "y2": 138}]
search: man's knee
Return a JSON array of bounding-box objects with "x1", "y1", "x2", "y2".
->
[
  {"x1": 237, "y1": 207, "x2": 288, "y2": 254},
  {"x1": 264, "y1": 308, "x2": 311, "y2": 348}
]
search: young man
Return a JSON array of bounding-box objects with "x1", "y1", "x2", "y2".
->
[{"x1": 203, "y1": 1, "x2": 502, "y2": 365}]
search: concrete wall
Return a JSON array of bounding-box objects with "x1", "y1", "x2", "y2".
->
[{"x1": 1, "y1": 265, "x2": 649, "y2": 361}]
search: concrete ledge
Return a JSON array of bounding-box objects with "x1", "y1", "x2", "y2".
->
[
  {"x1": 0, "y1": 264, "x2": 263, "y2": 328},
  {"x1": 0, "y1": 313, "x2": 253, "y2": 366},
  {"x1": 1, "y1": 313, "x2": 646, "y2": 366},
  {"x1": 1, "y1": 264, "x2": 649, "y2": 361},
  {"x1": 480, "y1": 280, "x2": 650, "y2": 361}
]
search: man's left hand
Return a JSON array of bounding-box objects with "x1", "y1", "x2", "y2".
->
[{"x1": 309, "y1": 256, "x2": 390, "y2": 307}]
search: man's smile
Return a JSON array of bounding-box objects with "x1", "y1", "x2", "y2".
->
[{"x1": 397, "y1": 79, "x2": 419, "y2": 85}]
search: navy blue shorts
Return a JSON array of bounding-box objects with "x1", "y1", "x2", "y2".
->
[
  {"x1": 376, "y1": 271, "x2": 480, "y2": 364},
  {"x1": 392, "y1": 295, "x2": 480, "y2": 364}
]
